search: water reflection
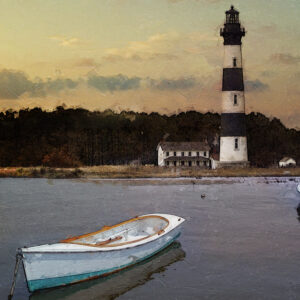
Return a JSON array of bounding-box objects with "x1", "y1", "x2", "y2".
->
[{"x1": 29, "y1": 242, "x2": 185, "y2": 300}]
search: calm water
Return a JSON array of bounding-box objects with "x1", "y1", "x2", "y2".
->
[{"x1": 1, "y1": 177, "x2": 300, "y2": 300}]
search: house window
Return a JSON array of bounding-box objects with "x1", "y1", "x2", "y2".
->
[
  {"x1": 166, "y1": 161, "x2": 169, "y2": 166},
  {"x1": 173, "y1": 161, "x2": 176, "y2": 166},
  {"x1": 234, "y1": 94, "x2": 238, "y2": 105},
  {"x1": 181, "y1": 152, "x2": 184, "y2": 157},
  {"x1": 188, "y1": 161, "x2": 192, "y2": 167},
  {"x1": 188, "y1": 151, "x2": 191, "y2": 156},
  {"x1": 196, "y1": 152, "x2": 199, "y2": 156},
  {"x1": 181, "y1": 161, "x2": 184, "y2": 166},
  {"x1": 196, "y1": 161, "x2": 200, "y2": 166},
  {"x1": 234, "y1": 138, "x2": 239, "y2": 150},
  {"x1": 204, "y1": 151, "x2": 206, "y2": 157},
  {"x1": 174, "y1": 152, "x2": 177, "y2": 156},
  {"x1": 233, "y1": 57, "x2": 237, "y2": 67},
  {"x1": 166, "y1": 151, "x2": 169, "y2": 156},
  {"x1": 204, "y1": 161, "x2": 207, "y2": 166}
]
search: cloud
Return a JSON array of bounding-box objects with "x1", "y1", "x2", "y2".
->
[
  {"x1": 30, "y1": 78, "x2": 79, "y2": 97},
  {"x1": 87, "y1": 74, "x2": 141, "y2": 92},
  {"x1": 0, "y1": 69, "x2": 199, "y2": 99},
  {"x1": 270, "y1": 53, "x2": 300, "y2": 65},
  {"x1": 103, "y1": 33, "x2": 181, "y2": 62},
  {"x1": 87, "y1": 74, "x2": 201, "y2": 92},
  {"x1": 0, "y1": 70, "x2": 33, "y2": 99},
  {"x1": 104, "y1": 52, "x2": 177, "y2": 63},
  {"x1": 0, "y1": 69, "x2": 79, "y2": 99},
  {"x1": 103, "y1": 32, "x2": 216, "y2": 64},
  {"x1": 283, "y1": 112, "x2": 300, "y2": 130},
  {"x1": 245, "y1": 79, "x2": 269, "y2": 92},
  {"x1": 73, "y1": 58, "x2": 100, "y2": 68},
  {"x1": 149, "y1": 77, "x2": 197, "y2": 90},
  {"x1": 49, "y1": 36, "x2": 84, "y2": 47}
]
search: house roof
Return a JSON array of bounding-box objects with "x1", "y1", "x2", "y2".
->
[
  {"x1": 165, "y1": 156, "x2": 210, "y2": 162},
  {"x1": 279, "y1": 157, "x2": 295, "y2": 163},
  {"x1": 158, "y1": 141, "x2": 210, "y2": 151}
]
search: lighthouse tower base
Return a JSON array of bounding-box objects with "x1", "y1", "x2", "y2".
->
[
  {"x1": 218, "y1": 136, "x2": 249, "y2": 168},
  {"x1": 210, "y1": 158, "x2": 249, "y2": 170}
]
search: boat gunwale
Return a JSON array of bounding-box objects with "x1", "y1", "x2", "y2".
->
[
  {"x1": 21, "y1": 214, "x2": 185, "y2": 253},
  {"x1": 59, "y1": 215, "x2": 170, "y2": 248},
  {"x1": 22, "y1": 224, "x2": 183, "y2": 254}
]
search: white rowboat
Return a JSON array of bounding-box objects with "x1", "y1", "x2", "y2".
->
[
  {"x1": 29, "y1": 241, "x2": 185, "y2": 300},
  {"x1": 21, "y1": 213, "x2": 185, "y2": 292}
]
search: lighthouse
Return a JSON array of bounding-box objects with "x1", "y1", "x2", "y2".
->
[{"x1": 219, "y1": 5, "x2": 249, "y2": 167}]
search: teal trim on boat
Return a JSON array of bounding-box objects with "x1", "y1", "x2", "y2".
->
[{"x1": 28, "y1": 233, "x2": 180, "y2": 292}]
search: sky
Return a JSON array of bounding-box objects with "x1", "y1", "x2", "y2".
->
[{"x1": 0, "y1": 0, "x2": 299, "y2": 128}]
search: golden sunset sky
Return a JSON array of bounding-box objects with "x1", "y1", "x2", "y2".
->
[{"x1": 0, "y1": 0, "x2": 299, "y2": 128}]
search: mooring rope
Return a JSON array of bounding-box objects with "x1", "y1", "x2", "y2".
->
[{"x1": 8, "y1": 249, "x2": 23, "y2": 300}]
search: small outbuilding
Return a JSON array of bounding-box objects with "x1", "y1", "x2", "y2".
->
[{"x1": 279, "y1": 157, "x2": 296, "y2": 168}]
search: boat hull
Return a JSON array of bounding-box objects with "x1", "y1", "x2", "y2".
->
[
  {"x1": 29, "y1": 241, "x2": 185, "y2": 300},
  {"x1": 23, "y1": 225, "x2": 182, "y2": 292}
]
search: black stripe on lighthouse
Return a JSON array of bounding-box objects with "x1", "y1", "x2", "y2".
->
[
  {"x1": 222, "y1": 68, "x2": 244, "y2": 91},
  {"x1": 221, "y1": 113, "x2": 246, "y2": 136}
]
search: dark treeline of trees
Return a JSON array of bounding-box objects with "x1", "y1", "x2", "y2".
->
[{"x1": 0, "y1": 107, "x2": 299, "y2": 168}]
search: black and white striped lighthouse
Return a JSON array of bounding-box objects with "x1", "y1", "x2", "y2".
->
[{"x1": 219, "y1": 5, "x2": 248, "y2": 166}]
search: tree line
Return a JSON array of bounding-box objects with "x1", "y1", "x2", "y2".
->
[{"x1": 0, "y1": 107, "x2": 299, "y2": 168}]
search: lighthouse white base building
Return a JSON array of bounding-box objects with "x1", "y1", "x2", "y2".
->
[{"x1": 220, "y1": 137, "x2": 247, "y2": 162}]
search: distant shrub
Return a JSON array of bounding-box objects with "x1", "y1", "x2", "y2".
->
[
  {"x1": 31, "y1": 168, "x2": 39, "y2": 177},
  {"x1": 71, "y1": 168, "x2": 83, "y2": 178},
  {"x1": 16, "y1": 168, "x2": 23, "y2": 176},
  {"x1": 42, "y1": 147, "x2": 81, "y2": 168}
]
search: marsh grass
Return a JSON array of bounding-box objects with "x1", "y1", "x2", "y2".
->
[{"x1": 0, "y1": 165, "x2": 300, "y2": 179}]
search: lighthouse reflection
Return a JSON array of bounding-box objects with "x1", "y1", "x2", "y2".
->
[{"x1": 29, "y1": 242, "x2": 185, "y2": 300}]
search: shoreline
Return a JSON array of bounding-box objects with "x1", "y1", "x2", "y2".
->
[{"x1": 0, "y1": 166, "x2": 300, "y2": 179}]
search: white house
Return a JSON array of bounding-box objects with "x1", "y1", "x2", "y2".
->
[
  {"x1": 279, "y1": 157, "x2": 296, "y2": 168},
  {"x1": 157, "y1": 142, "x2": 210, "y2": 168}
]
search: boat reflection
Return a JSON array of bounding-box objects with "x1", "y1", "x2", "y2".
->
[{"x1": 29, "y1": 241, "x2": 185, "y2": 300}]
